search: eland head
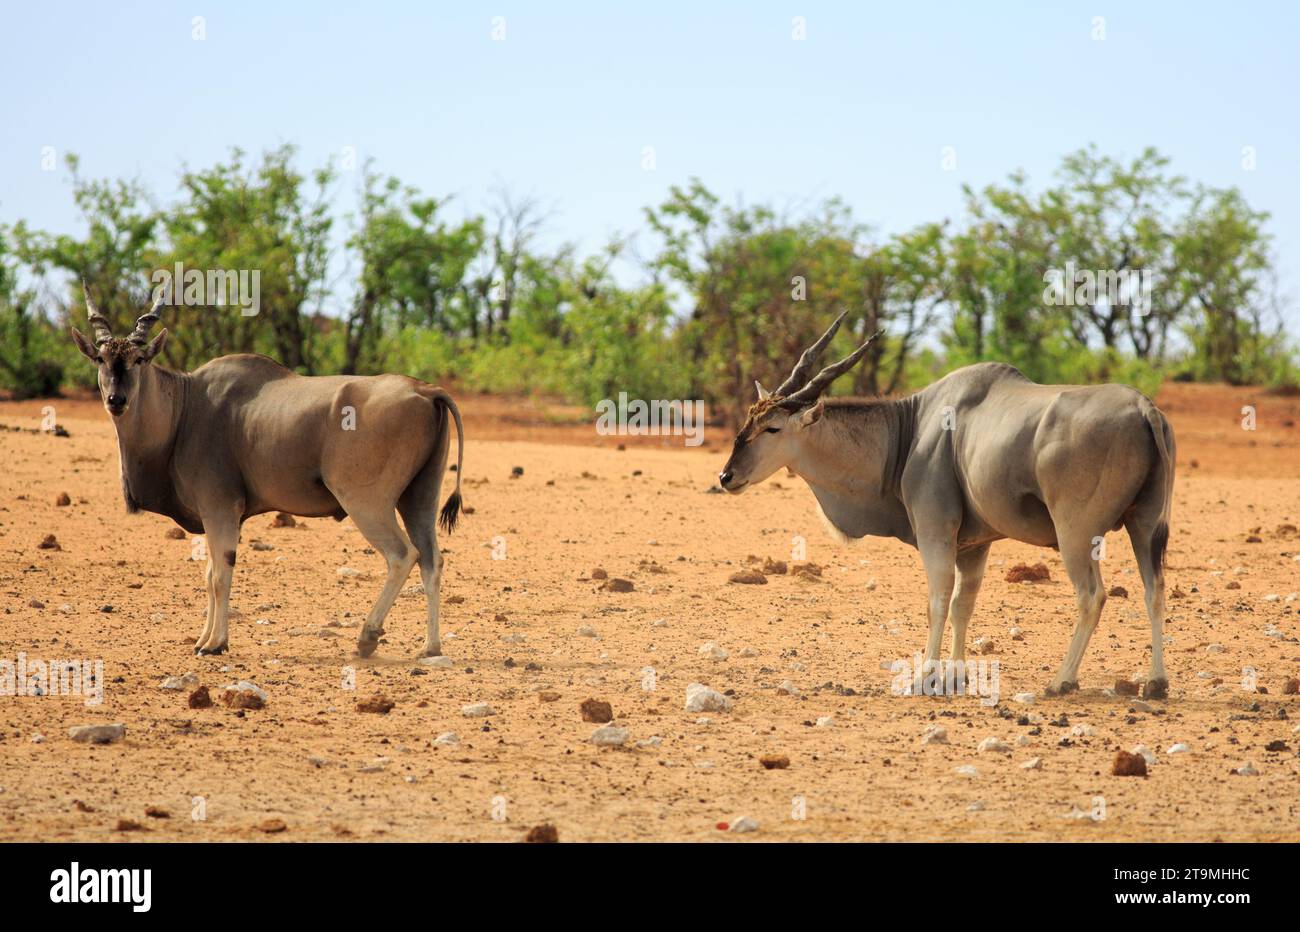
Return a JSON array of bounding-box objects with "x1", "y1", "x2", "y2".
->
[
  {"x1": 70, "y1": 280, "x2": 168, "y2": 417},
  {"x1": 718, "y1": 313, "x2": 880, "y2": 492}
]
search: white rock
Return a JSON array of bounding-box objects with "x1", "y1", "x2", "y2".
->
[
  {"x1": 637, "y1": 736, "x2": 663, "y2": 748},
  {"x1": 433, "y1": 732, "x2": 459, "y2": 746},
  {"x1": 1015, "y1": 735, "x2": 1031, "y2": 747},
  {"x1": 1263, "y1": 594, "x2": 1280, "y2": 603},
  {"x1": 1234, "y1": 761, "x2": 1259, "y2": 776},
  {"x1": 591, "y1": 725, "x2": 629, "y2": 747},
  {"x1": 684, "y1": 683, "x2": 731, "y2": 713},
  {"x1": 1071, "y1": 724, "x2": 1096, "y2": 737},
  {"x1": 967, "y1": 801, "x2": 984, "y2": 812},
  {"x1": 220, "y1": 680, "x2": 268, "y2": 701},
  {"x1": 1020, "y1": 757, "x2": 1043, "y2": 770},
  {"x1": 954, "y1": 765, "x2": 979, "y2": 777},
  {"x1": 921, "y1": 726, "x2": 948, "y2": 745},
  {"x1": 865, "y1": 578, "x2": 877, "y2": 592},
  {"x1": 336, "y1": 566, "x2": 363, "y2": 578},
  {"x1": 815, "y1": 716, "x2": 835, "y2": 728},
  {"x1": 978, "y1": 737, "x2": 1011, "y2": 753},
  {"x1": 1012, "y1": 692, "x2": 1035, "y2": 704},
  {"x1": 1166, "y1": 743, "x2": 1191, "y2": 755},
  {"x1": 576, "y1": 625, "x2": 598, "y2": 638},
  {"x1": 697, "y1": 641, "x2": 729, "y2": 661},
  {"x1": 159, "y1": 672, "x2": 198, "y2": 691},
  {"x1": 68, "y1": 724, "x2": 125, "y2": 744},
  {"x1": 500, "y1": 633, "x2": 526, "y2": 643},
  {"x1": 1065, "y1": 806, "x2": 1101, "y2": 822},
  {"x1": 461, "y1": 702, "x2": 494, "y2": 717},
  {"x1": 651, "y1": 618, "x2": 668, "y2": 628},
  {"x1": 420, "y1": 655, "x2": 454, "y2": 668},
  {"x1": 729, "y1": 816, "x2": 759, "y2": 833},
  {"x1": 737, "y1": 647, "x2": 758, "y2": 658},
  {"x1": 1131, "y1": 745, "x2": 1157, "y2": 766},
  {"x1": 1205, "y1": 643, "x2": 1225, "y2": 653},
  {"x1": 776, "y1": 680, "x2": 800, "y2": 696}
]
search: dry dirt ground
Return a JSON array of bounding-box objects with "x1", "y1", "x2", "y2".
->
[{"x1": 0, "y1": 382, "x2": 1298, "y2": 842}]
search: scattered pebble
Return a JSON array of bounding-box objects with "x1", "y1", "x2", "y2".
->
[
  {"x1": 68, "y1": 724, "x2": 125, "y2": 744},
  {"x1": 590, "y1": 724, "x2": 629, "y2": 747},
  {"x1": 684, "y1": 683, "x2": 731, "y2": 713}
]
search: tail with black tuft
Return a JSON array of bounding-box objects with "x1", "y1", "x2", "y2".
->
[
  {"x1": 439, "y1": 490, "x2": 462, "y2": 534},
  {"x1": 430, "y1": 388, "x2": 466, "y2": 534}
]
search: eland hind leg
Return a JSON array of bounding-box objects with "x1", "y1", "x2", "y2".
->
[
  {"x1": 343, "y1": 502, "x2": 418, "y2": 658},
  {"x1": 1046, "y1": 529, "x2": 1107, "y2": 695},
  {"x1": 398, "y1": 435, "x2": 451, "y2": 658},
  {"x1": 1126, "y1": 514, "x2": 1170, "y2": 700}
]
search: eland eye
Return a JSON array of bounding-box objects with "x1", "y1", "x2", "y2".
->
[{"x1": 764, "y1": 426, "x2": 781, "y2": 434}]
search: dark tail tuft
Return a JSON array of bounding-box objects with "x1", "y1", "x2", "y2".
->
[
  {"x1": 1151, "y1": 520, "x2": 1169, "y2": 570},
  {"x1": 438, "y1": 490, "x2": 462, "y2": 534}
]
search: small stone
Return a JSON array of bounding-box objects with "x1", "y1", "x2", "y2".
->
[
  {"x1": 1114, "y1": 679, "x2": 1141, "y2": 697},
  {"x1": 775, "y1": 680, "x2": 800, "y2": 697},
  {"x1": 1234, "y1": 762, "x2": 1259, "y2": 776},
  {"x1": 1131, "y1": 745, "x2": 1157, "y2": 766},
  {"x1": 420, "y1": 655, "x2": 454, "y2": 668},
  {"x1": 258, "y1": 818, "x2": 288, "y2": 833},
  {"x1": 537, "y1": 690, "x2": 561, "y2": 703},
  {"x1": 1107, "y1": 585, "x2": 1128, "y2": 598},
  {"x1": 55, "y1": 492, "x2": 71, "y2": 506},
  {"x1": 1012, "y1": 692, "x2": 1035, "y2": 705},
  {"x1": 1166, "y1": 743, "x2": 1191, "y2": 755},
  {"x1": 144, "y1": 805, "x2": 171, "y2": 819},
  {"x1": 462, "y1": 702, "x2": 493, "y2": 717},
  {"x1": 576, "y1": 625, "x2": 598, "y2": 637},
  {"x1": 524, "y1": 824, "x2": 558, "y2": 843},
  {"x1": 977, "y1": 737, "x2": 1011, "y2": 753},
  {"x1": 433, "y1": 732, "x2": 460, "y2": 747},
  {"x1": 728, "y1": 570, "x2": 767, "y2": 585},
  {"x1": 759, "y1": 754, "x2": 790, "y2": 770},
  {"x1": 37, "y1": 534, "x2": 61, "y2": 551},
  {"x1": 336, "y1": 566, "x2": 363, "y2": 578},
  {"x1": 166, "y1": 527, "x2": 187, "y2": 539},
  {"x1": 955, "y1": 765, "x2": 979, "y2": 778},
  {"x1": 1020, "y1": 757, "x2": 1043, "y2": 770},
  {"x1": 815, "y1": 716, "x2": 834, "y2": 728},
  {"x1": 600, "y1": 577, "x2": 635, "y2": 593},
  {"x1": 580, "y1": 699, "x2": 614, "y2": 723},
  {"x1": 697, "y1": 641, "x2": 729, "y2": 661},
  {"x1": 591, "y1": 568, "x2": 608, "y2": 580},
  {"x1": 729, "y1": 816, "x2": 759, "y2": 833},
  {"x1": 590, "y1": 724, "x2": 629, "y2": 747},
  {"x1": 1112, "y1": 750, "x2": 1148, "y2": 777},
  {"x1": 68, "y1": 724, "x2": 125, "y2": 744},
  {"x1": 684, "y1": 683, "x2": 731, "y2": 713},
  {"x1": 921, "y1": 726, "x2": 948, "y2": 745},
  {"x1": 188, "y1": 685, "x2": 213, "y2": 709},
  {"x1": 356, "y1": 694, "x2": 395, "y2": 714}
]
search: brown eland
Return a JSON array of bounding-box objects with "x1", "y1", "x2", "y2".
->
[
  {"x1": 70, "y1": 282, "x2": 464, "y2": 658},
  {"x1": 718, "y1": 313, "x2": 1175, "y2": 699}
]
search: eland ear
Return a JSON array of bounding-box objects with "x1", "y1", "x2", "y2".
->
[
  {"x1": 70, "y1": 328, "x2": 100, "y2": 362},
  {"x1": 141, "y1": 328, "x2": 168, "y2": 362},
  {"x1": 798, "y1": 400, "x2": 825, "y2": 428},
  {"x1": 754, "y1": 381, "x2": 771, "y2": 401}
]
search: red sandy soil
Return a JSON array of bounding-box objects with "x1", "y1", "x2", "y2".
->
[{"x1": 0, "y1": 382, "x2": 1297, "y2": 841}]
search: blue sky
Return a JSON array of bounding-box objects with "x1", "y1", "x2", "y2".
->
[{"x1": 3, "y1": 0, "x2": 1297, "y2": 328}]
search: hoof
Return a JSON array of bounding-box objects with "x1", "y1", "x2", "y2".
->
[
  {"x1": 1142, "y1": 678, "x2": 1169, "y2": 700},
  {"x1": 197, "y1": 644, "x2": 227, "y2": 656},
  {"x1": 1045, "y1": 680, "x2": 1078, "y2": 697},
  {"x1": 417, "y1": 646, "x2": 443, "y2": 659}
]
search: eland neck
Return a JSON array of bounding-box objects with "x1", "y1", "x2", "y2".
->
[
  {"x1": 111, "y1": 365, "x2": 188, "y2": 513},
  {"x1": 788, "y1": 396, "x2": 918, "y2": 543}
]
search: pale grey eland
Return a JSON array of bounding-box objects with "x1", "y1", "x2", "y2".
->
[
  {"x1": 717, "y1": 313, "x2": 1175, "y2": 699},
  {"x1": 70, "y1": 283, "x2": 464, "y2": 658}
]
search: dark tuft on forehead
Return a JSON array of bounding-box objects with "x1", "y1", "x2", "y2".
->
[
  {"x1": 737, "y1": 396, "x2": 785, "y2": 441},
  {"x1": 100, "y1": 338, "x2": 137, "y2": 361}
]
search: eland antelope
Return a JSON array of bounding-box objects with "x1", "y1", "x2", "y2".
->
[
  {"x1": 70, "y1": 284, "x2": 464, "y2": 658},
  {"x1": 718, "y1": 314, "x2": 1175, "y2": 699}
]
